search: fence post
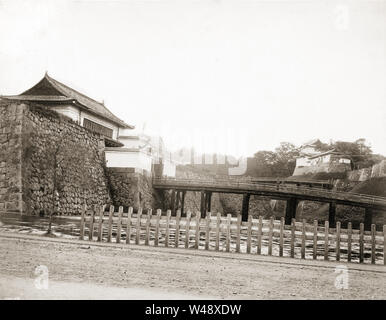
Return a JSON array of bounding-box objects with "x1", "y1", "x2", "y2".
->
[
  {"x1": 247, "y1": 215, "x2": 253, "y2": 254},
  {"x1": 88, "y1": 206, "x2": 95, "y2": 241},
  {"x1": 279, "y1": 217, "x2": 284, "y2": 257},
  {"x1": 290, "y1": 218, "x2": 296, "y2": 258},
  {"x1": 175, "y1": 209, "x2": 181, "y2": 248},
  {"x1": 107, "y1": 205, "x2": 114, "y2": 243},
  {"x1": 135, "y1": 208, "x2": 143, "y2": 245},
  {"x1": 97, "y1": 205, "x2": 105, "y2": 242},
  {"x1": 79, "y1": 203, "x2": 86, "y2": 240},
  {"x1": 383, "y1": 225, "x2": 386, "y2": 266},
  {"x1": 359, "y1": 223, "x2": 364, "y2": 263},
  {"x1": 347, "y1": 222, "x2": 352, "y2": 263},
  {"x1": 116, "y1": 206, "x2": 123, "y2": 244},
  {"x1": 226, "y1": 214, "x2": 231, "y2": 252},
  {"x1": 126, "y1": 207, "x2": 133, "y2": 244},
  {"x1": 154, "y1": 209, "x2": 161, "y2": 247},
  {"x1": 185, "y1": 211, "x2": 191, "y2": 249},
  {"x1": 257, "y1": 216, "x2": 262, "y2": 255},
  {"x1": 301, "y1": 219, "x2": 306, "y2": 259},
  {"x1": 371, "y1": 224, "x2": 376, "y2": 264},
  {"x1": 336, "y1": 221, "x2": 341, "y2": 262},
  {"x1": 145, "y1": 209, "x2": 152, "y2": 246},
  {"x1": 194, "y1": 211, "x2": 200, "y2": 249},
  {"x1": 268, "y1": 217, "x2": 273, "y2": 256},
  {"x1": 205, "y1": 212, "x2": 211, "y2": 251},
  {"x1": 165, "y1": 209, "x2": 171, "y2": 247},
  {"x1": 215, "y1": 212, "x2": 221, "y2": 251},
  {"x1": 313, "y1": 220, "x2": 318, "y2": 260},
  {"x1": 236, "y1": 214, "x2": 242, "y2": 253},
  {"x1": 324, "y1": 220, "x2": 329, "y2": 261}
]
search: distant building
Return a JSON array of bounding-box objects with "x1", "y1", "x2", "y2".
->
[
  {"x1": 298, "y1": 139, "x2": 323, "y2": 157},
  {"x1": 106, "y1": 133, "x2": 176, "y2": 177},
  {"x1": 293, "y1": 139, "x2": 352, "y2": 176}
]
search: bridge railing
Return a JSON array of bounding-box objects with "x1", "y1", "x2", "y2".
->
[{"x1": 152, "y1": 178, "x2": 386, "y2": 207}]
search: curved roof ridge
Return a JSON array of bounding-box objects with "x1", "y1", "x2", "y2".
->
[
  {"x1": 45, "y1": 73, "x2": 103, "y2": 106},
  {"x1": 43, "y1": 73, "x2": 134, "y2": 129}
]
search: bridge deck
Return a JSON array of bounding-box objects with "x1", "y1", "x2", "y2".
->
[{"x1": 153, "y1": 178, "x2": 386, "y2": 210}]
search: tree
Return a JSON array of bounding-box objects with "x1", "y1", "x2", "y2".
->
[
  {"x1": 273, "y1": 142, "x2": 299, "y2": 176},
  {"x1": 313, "y1": 140, "x2": 331, "y2": 152},
  {"x1": 251, "y1": 151, "x2": 278, "y2": 177},
  {"x1": 251, "y1": 142, "x2": 299, "y2": 177},
  {"x1": 332, "y1": 138, "x2": 374, "y2": 169}
]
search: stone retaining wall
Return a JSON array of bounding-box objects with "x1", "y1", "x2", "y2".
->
[
  {"x1": 0, "y1": 100, "x2": 111, "y2": 215},
  {"x1": 106, "y1": 167, "x2": 155, "y2": 212},
  {"x1": 0, "y1": 102, "x2": 24, "y2": 212}
]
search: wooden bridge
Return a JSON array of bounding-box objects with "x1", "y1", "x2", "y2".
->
[{"x1": 152, "y1": 178, "x2": 386, "y2": 230}]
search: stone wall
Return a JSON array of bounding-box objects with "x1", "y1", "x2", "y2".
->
[
  {"x1": 106, "y1": 168, "x2": 155, "y2": 212},
  {"x1": 371, "y1": 160, "x2": 386, "y2": 178},
  {"x1": 0, "y1": 102, "x2": 24, "y2": 212},
  {"x1": 347, "y1": 160, "x2": 386, "y2": 182},
  {"x1": 347, "y1": 168, "x2": 372, "y2": 182},
  {"x1": 0, "y1": 100, "x2": 111, "y2": 215}
]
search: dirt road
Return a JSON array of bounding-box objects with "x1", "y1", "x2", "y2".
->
[{"x1": 0, "y1": 232, "x2": 385, "y2": 299}]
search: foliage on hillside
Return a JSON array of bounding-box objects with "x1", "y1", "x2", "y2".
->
[{"x1": 250, "y1": 142, "x2": 299, "y2": 177}]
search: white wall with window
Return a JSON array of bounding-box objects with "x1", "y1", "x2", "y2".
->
[
  {"x1": 50, "y1": 104, "x2": 120, "y2": 139},
  {"x1": 339, "y1": 158, "x2": 351, "y2": 164}
]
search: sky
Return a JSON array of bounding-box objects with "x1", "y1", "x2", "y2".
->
[{"x1": 0, "y1": 0, "x2": 385, "y2": 158}]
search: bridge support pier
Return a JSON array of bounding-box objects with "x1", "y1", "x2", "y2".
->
[
  {"x1": 181, "y1": 191, "x2": 186, "y2": 217},
  {"x1": 171, "y1": 189, "x2": 176, "y2": 215},
  {"x1": 285, "y1": 198, "x2": 298, "y2": 225},
  {"x1": 200, "y1": 190, "x2": 206, "y2": 218},
  {"x1": 206, "y1": 192, "x2": 212, "y2": 213},
  {"x1": 328, "y1": 201, "x2": 336, "y2": 228},
  {"x1": 200, "y1": 191, "x2": 212, "y2": 218},
  {"x1": 241, "y1": 193, "x2": 250, "y2": 222},
  {"x1": 175, "y1": 191, "x2": 181, "y2": 216},
  {"x1": 364, "y1": 208, "x2": 373, "y2": 231}
]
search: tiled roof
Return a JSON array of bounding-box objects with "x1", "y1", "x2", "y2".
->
[
  {"x1": 301, "y1": 138, "x2": 321, "y2": 147},
  {"x1": 3, "y1": 73, "x2": 134, "y2": 129}
]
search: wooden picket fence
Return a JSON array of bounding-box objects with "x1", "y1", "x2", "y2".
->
[{"x1": 79, "y1": 205, "x2": 386, "y2": 265}]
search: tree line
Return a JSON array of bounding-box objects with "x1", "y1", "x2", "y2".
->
[{"x1": 249, "y1": 139, "x2": 385, "y2": 178}]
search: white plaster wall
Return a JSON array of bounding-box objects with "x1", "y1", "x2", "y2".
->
[
  {"x1": 105, "y1": 149, "x2": 152, "y2": 172},
  {"x1": 296, "y1": 157, "x2": 311, "y2": 167},
  {"x1": 51, "y1": 105, "x2": 80, "y2": 123},
  {"x1": 322, "y1": 154, "x2": 331, "y2": 163},
  {"x1": 48, "y1": 105, "x2": 125, "y2": 139},
  {"x1": 118, "y1": 137, "x2": 142, "y2": 148},
  {"x1": 339, "y1": 158, "x2": 351, "y2": 164}
]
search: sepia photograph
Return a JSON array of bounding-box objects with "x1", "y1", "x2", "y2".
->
[{"x1": 0, "y1": 0, "x2": 385, "y2": 312}]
